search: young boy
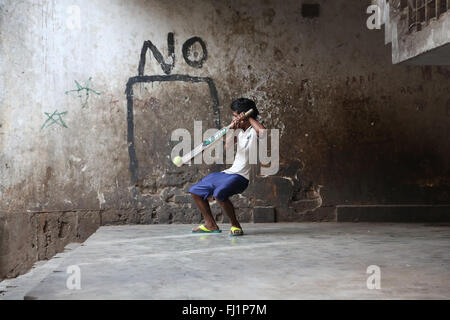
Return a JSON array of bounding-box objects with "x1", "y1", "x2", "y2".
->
[{"x1": 189, "y1": 98, "x2": 265, "y2": 236}]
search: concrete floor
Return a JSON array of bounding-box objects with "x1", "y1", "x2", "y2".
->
[{"x1": 1, "y1": 223, "x2": 449, "y2": 299}]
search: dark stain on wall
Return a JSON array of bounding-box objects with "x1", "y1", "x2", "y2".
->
[{"x1": 301, "y1": 4, "x2": 320, "y2": 18}]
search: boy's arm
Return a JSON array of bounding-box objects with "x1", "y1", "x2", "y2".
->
[{"x1": 249, "y1": 117, "x2": 265, "y2": 137}]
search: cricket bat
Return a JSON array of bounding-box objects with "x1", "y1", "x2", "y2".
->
[{"x1": 173, "y1": 109, "x2": 254, "y2": 167}]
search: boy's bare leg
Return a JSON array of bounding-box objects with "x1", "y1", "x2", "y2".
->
[
  {"x1": 190, "y1": 193, "x2": 220, "y2": 231},
  {"x1": 216, "y1": 199, "x2": 243, "y2": 233}
]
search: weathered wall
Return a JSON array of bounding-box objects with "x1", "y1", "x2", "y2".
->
[
  {"x1": 0, "y1": 210, "x2": 100, "y2": 278},
  {"x1": 1, "y1": 0, "x2": 449, "y2": 279},
  {"x1": 390, "y1": 3, "x2": 450, "y2": 64}
]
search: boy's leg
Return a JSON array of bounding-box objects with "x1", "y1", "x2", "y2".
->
[
  {"x1": 212, "y1": 174, "x2": 248, "y2": 235},
  {"x1": 216, "y1": 199, "x2": 242, "y2": 231},
  {"x1": 191, "y1": 193, "x2": 220, "y2": 231}
]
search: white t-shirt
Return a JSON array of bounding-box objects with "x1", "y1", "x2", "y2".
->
[{"x1": 222, "y1": 126, "x2": 258, "y2": 180}]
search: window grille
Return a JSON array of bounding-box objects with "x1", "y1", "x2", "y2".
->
[{"x1": 398, "y1": 0, "x2": 450, "y2": 32}]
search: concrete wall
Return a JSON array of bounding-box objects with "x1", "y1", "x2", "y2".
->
[
  {"x1": 1, "y1": 0, "x2": 449, "y2": 279},
  {"x1": 388, "y1": 3, "x2": 450, "y2": 64}
]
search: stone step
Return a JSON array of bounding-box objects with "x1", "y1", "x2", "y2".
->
[
  {"x1": 336, "y1": 205, "x2": 450, "y2": 222},
  {"x1": 0, "y1": 243, "x2": 82, "y2": 300}
]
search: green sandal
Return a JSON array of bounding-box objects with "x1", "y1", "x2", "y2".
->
[
  {"x1": 230, "y1": 226, "x2": 244, "y2": 236},
  {"x1": 192, "y1": 225, "x2": 222, "y2": 233}
]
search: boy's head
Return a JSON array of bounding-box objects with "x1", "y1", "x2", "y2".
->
[{"x1": 230, "y1": 98, "x2": 259, "y2": 119}]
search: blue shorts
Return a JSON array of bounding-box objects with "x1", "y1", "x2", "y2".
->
[{"x1": 189, "y1": 172, "x2": 249, "y2": 202}]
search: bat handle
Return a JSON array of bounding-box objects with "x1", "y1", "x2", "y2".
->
[
  {"x1": 228, "y1": 108, "x2": 255, "y2": 130},
  {"x1": 244, "y1": 108, "x2": 254, "y2": 117}
]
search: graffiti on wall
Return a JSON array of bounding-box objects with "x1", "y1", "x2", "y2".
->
[
  {"x1": 137, "y1": 33, "x2": 208, "y2": 75},
  {"x1": 65, "y1": 77, "x2": 100, "y2": 109},
  {"x1": 41, "y1": 110, "x2": 69, "y2": 130},
  {"x1": 126, "y1": 33, "x2": 219, "y2": 185},
  {"x1": 108, "y1": 94, "x2": 119, "y2": 106},
  {"x1": 42, "y1": 77, "x2": 100, "y2": 131}
]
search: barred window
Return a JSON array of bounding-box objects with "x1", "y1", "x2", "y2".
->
[{"x1": 397, "y1": 0, "x2": 450, "y2": 32}]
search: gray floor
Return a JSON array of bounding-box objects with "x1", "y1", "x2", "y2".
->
[{"x1": 1, "y1": 223, "x2": 450, "y2": 299}]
